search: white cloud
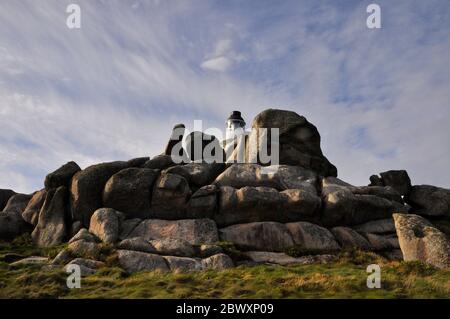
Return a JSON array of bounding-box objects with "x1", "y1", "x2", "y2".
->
[{"x1": 201, "y1": 56, "x2": 233, "y2": 72}]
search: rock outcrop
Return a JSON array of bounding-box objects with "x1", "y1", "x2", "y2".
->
[{"x1": 2, "y1": 108, "x2": 450, "y2": 273}]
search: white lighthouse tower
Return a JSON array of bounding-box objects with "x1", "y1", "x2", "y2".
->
[{"x1": 225, "y1": 111, "x2": 246, "y2": 141}]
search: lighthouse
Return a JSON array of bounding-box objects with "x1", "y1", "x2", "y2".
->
[{"x1": 225, "y1": 111, "x2": 246, "y2": 141}]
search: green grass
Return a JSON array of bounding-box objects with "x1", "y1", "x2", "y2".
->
[{"x1": 1, "y1": 236, "x2": 450, "y2": 299}]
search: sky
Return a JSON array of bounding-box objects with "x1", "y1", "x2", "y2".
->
[{"x1": 0, "y1": 0, "x2": 449, "y2": 193}]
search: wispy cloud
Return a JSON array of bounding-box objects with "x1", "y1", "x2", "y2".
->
[{"x1": 0, "y1": 0, "x2": 449, "y2": 193}]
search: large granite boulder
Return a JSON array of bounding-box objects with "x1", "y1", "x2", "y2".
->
[
  {"x1": 354, "y1": 218, "x2": 396, "y2": 234},
  {"x1": 45, "y1": 161, "x2": 81, "y2": 190},
  {"x1": 0, "y1": 189, "x2": 16, "y2": 211},
  {"x1": 405, "y1": 185, "x2": 450, "y2": 217},
  {"x1": 3, "y1": 193, "x2": 32, "y2": 214},
  {"x1": 164, "y1": 163, "x2": 225, "y2": 189},
  {"x1": 379, "y1": 170, "x2": 412, "y2": 196},
  {"x1": 127, "y1": 219, "x2": 219, "y2": 245},
  {"x1": 243, "y1": 109, "x2": 337, "y2": 177},
  {"x1": 31, "y1": 187, "x2": 68, "y2": 247},
  {"x1": 126, "y1": 157, "x2": 150, "y2": 168},
  {"x1": 394, "y1": 213, "x2": 450, "y2": 269},
  {"x1": 143, "y1": 155, "x2": 177, "y2": 170},
  {"x1": 103, "y1": 168, "x2": 159, "y2": 219},
  {"x1": 89, "y1": 208, "x2": 123, "y2": 244},
  {"x1": 286, "y1": 222, "x2": 340, "y2": 253},
  {"x1": 331, "y1": 227, "x2": 371, "y2": 250},
  {"x1": 0, "y1": 211, "x2": 31, "y2": 240},
  {"x1": 213, "y1": 164, "x2": 318, "y2": 193},
  {"x1": 215, "y1": 186, "x2": 321, "y2": 227},
  {"x1": 70, "y1": 161, "x2": 128, "y2": 226},
  {"x1": 321, "y1": 177, "x2": 408, "y2": 226},
  {"x1": 149, "y1": 238, "x2": 196, "y2": 257},
  {"x1": 164, "y1": 256, "x2": 202, "y2": 272},
  {"x1": 219, "y1": 222, "x2": 294, "y2": 252},
  {"x1": 22, "y1": 189, "x2": 46, "y2": 226},
  {"x1": 117, "y1": 250, "x2": 169, "y2": 273},
  {"x1": 150, "y1": 173, "x2": 191, "y2": 219},
  {"x1": 186, "y1": 185, "x2": 218, "y2": 219}
]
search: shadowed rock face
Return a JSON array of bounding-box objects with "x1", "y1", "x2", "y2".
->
[
  {"x1": 320, "y1": 177, "x2": 408, "y2": 227},
  {"x1": 70, "y1": 161, "x2": 128, "y2": 227},
  {"x1": 406, "y1": 185, "x2": 450, "y2": 217},
  {"x1": 32, "y1": 186, "x2": 68, "y2": 247},
  {"x1": 244, "y1": 109, "x2": 337, "y2": 177},
  {"x1": 103, "y1": 168, "x2": 159, "y2": 219},
  {"x1": 394, "y1": 213, "x2": 450, "y2": 269},
  {"x1": 45, "y1": 161, "x2": 81, "y2": 191},
  {"x1": 0, "y1": 189, "x2": 16, "y2": 211}
]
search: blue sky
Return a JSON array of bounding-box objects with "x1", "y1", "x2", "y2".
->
[{"x1": 1, "y1": 0, "x2": 449, "y2": 193}]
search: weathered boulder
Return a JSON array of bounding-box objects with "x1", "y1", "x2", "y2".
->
[
  {"x1": 103, "y1": 168, "x2": 159, "y2": 219},
  {"x1": 22, "y1": 189, "x2": 46, "y2": 226},
  {"x1": 286, "y1": 222, "x2": 340, "y2": 253},
  {"x1": 321, "y1": 177, "x2": 408, "y2": 226},
  {"x1": 119, "y1": 218, "x2": 142, "y2": 240},
  {"x1": 201, "y1": 253, "x2": 234, "y2": 270},
  {"x1": 244, "y1": 251, "x2": 336, "y2": 266},
  {"x1": 213, "y1": 164, "x2": 318, "y2": 193},
  {"x1": 348, "y1": 186, "x2": 403, "y2": 204},
  {"x1": 331, "y1": 227, "x2": 371, "y2": 250},
  {"x1": 379, "y1": 170, "x2": 412, "y2": 196},
  {"x1": 70, "y1": 161, "x2": 128, "y2": 227},
  {"x1": 10, "y1": 256, "x2": 49, "y2": 267},
  {"x1": 0, "y1": 189, "x2": 16, "y2": 211},
  {"x1": 89, "y1": 208, "x2": 123, "y2": 244},
  {"x1": 364, "y1": 233, "x2": 399, "y2": 251},
  {"x1": 67, "y1": 258, "x2": 104, "y2": 271},
  {"x1": 243, "y1": 109, "x2": 337, "y2": 177},
  {"x1": 45, "y1": 161, "x2": 81, "y2": 190},
  {"x1": 219, "y1": 222, "x2": 294, "y2": 252},
  {"x1": 143, "y1": 155, "x2": 177, "y2": 170},
  {"x1": 51, "y1": 248, "x2": 72, "y2": 265},
  {"x1": 354, "y1": 218, "x2": 396, "y2": 234},
  {"x1": 128, "y1": 219, "x2": 219, "y2": 245},
  {"x1": 406, "y1": 185, "x2": 450, "y2": 217},
  {"x1": 369, "y1": 175, "x2": 383, "y2": 187},
  {"x1": 0, "y1": 211, "x2": 31, "y2": 240},
  {"x1": 3, "y1": 193, "x2": 32, "y2": 214},
  {"x1": 198, "y1": 244, "x2": 223, "y2": 258},
  {"x1": 117, "y1": 237, "x2": 156, "y2": 253},
  {"x1": 149, "y1": 238, "x2": 196, "y2": 257},
  {"x1": 69, "y1": 228, "x2": 99, "y2": 244},
  {"x1": 185, "y1": 131, "x2": 225, "y2": 163},
  {"x1": 31, "y1": 187, "x2": 68, "y2": 247},
  {"x1": 186, "y1": 185, "x2": 218, "y2": 219},
  {"x1": 68, "y1": 240, "x2": 102, "y2": 259},
  {"x1": 165, "y1": 163, "x2": 225, "y2": 188},
  {"x1": 150, "y1": 173, "x2": 191, "y2": 219},
  {"x1": 394, "y1": 213, "x2": 450, "y2": 269},
  {"x1": 216, "y1": 186, "x2": 320, "y2": 227},
  {"x1": 117, "y1": 250, "x2": 169, "y2": 273},
  {"x1": 164, "y1": 256, "x2": 203, "y2": 272},
  {"x1": 127, "y1": 157, "x2": 150, "y2": 168}
]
